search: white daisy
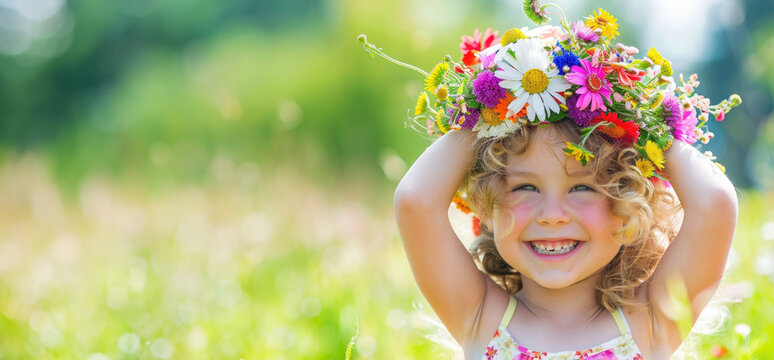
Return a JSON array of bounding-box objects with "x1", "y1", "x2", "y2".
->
[
  {"x1": 494, "y1": 38, "x2": 570, "y2": 122},
  {"x1": 472, "y1": 117, "x2": 522, "y2": 138}
]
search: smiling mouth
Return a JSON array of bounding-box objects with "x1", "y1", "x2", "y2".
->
[{"x1": 528, "y1": 240, "x2": 580, "y2": 255}]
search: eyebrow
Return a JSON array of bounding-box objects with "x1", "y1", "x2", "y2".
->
[{"x1": 505, "y1": 169, "x2": 593, "y2": 179}]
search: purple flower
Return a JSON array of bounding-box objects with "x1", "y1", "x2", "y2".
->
[
  {"x1": 661, "y1": 94, "x2": 683, "y2": 127},
  {"x1": 461, "y1": 108, "x2": 480, "y2": 130},
  {"x1": 672, "y1": 107, "x2": 698, "y2": 144},
  {"x1": 472, "y1": 71, "x2": 507, "y2": 108},
  {"x1": 565, "y1": 59, "x2": 612, "y2": 112},
  {"x1": 573, "y1": 20, "x2": 599, "y2": 42},
  {"x1": 446, "y1": 107, "x2": 480, "y2": 130},
  {"x1": 566, "y1": 93, "x2": 602, "y2": 127}
]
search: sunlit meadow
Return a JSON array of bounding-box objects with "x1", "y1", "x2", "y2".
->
[{"x1": 0, "y1": 0, "x2": 772, "y2": 359}]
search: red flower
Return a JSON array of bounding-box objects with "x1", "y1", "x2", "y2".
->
[
  {"x1": 605, "y1": 63, "x2": 645, "y2": 88},
  {"x1": 459, "y1": 28, "x2": 499, "y2": 66},
  {"x1": 484, "y1": 345, "x2": 498, "y2": 360},
  {"x1": 472, "y1": 216, "x2": 482, "y2": 236},
  {"x1": 591, "y1": 111, "x2": 640, "y2": 146}
]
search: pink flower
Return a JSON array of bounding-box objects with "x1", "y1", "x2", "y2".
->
[
  {"x1": 573, "y1": 20, "x2": 599, "y2": 42},
  {"x1": 715, "y1": 109, "x2": 725, "y2": 121},
  {"x1": 484, "y1": 345, "x2": 498, "y2": 360},
  {"x1": 459, "y1": 28, "x2": 499, "y2": 66},
  {"x1": 565, "y1": 59, "x2": 612, "y2": 112},
  {"x1": 480, "y1": 50, "x2": 497, "y2": 69},
  {"x1": 672, "y1": 107, "x2": 699, "y2": 144}
]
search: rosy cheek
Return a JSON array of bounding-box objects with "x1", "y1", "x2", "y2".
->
[
  {"x1": 494, "y1": 196, "x2": 534, "y2": 238},
  {"x1": 571, "y1": 197, "x2": 621, "y2": 231}
]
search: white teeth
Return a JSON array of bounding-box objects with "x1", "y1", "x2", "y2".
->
[{"x1": 531, "y1": 241, "x2": 578, "y2": 255}]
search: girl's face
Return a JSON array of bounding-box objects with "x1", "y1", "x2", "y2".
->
[{"x1": 491, "y1": 127, "x2": 623, "y2": 289}]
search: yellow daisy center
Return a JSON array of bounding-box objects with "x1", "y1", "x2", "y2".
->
[
  {"x1": 481, "y1": 108, "x2": 502, "y2": 126},
  {"x1": 500, "y1": 28, "x2": 526, "y2": 46},
  {"x1": 522, "y1": 68, "x2": 548, "y2": 94}
]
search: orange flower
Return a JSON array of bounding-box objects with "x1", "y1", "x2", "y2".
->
[
  {"x1": 494, "y1": 93, "x2": 528, "y2": 123},
  {"x1": 452, "y1": 196, "x2": 472, "y2": 214}
]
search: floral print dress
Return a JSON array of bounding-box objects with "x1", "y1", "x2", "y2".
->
[{"x1": 482, "y1": 296, "x2": 644, "y2": 360}]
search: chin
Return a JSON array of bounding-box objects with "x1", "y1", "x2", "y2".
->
[{"x1": 528, "y1": 270, "x2": 586, "y2": 289}]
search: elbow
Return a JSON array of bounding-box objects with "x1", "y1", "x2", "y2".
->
[
  {"x1": 701, "y1": 185, "x2": 739, "y2": 225},
  {"x1": 394, "y1": 186, "x2": 430, "y2": 215},
  {"x1": 715, "y1": 184, "x2": 739, "y2": 217}
]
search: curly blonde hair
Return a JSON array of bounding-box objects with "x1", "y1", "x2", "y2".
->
[{"x1": 462, "y1": 118, "x2": 681, "y2": 313}]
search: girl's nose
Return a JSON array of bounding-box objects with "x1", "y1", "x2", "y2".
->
[{"x1": 536, "y1": 196, "x2": 571, "y2": 225}]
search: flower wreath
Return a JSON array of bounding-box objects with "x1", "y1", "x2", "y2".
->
[{"x1": 358, "y1": 1, "x2": 741, "y2": 235}]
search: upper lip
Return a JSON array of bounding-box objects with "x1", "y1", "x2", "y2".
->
[{"x1": 526, "y1": 237, "x2": 584, "y2": 242}]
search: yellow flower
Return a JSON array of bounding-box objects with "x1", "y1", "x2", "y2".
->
[
  {"x1": 647, "y1": 47, "x2": 666, "y2": 65},
  {"x1": 644, "y1": 141, "x2": 664, "y2": 170},
  {"x1": 585, "y1": 8, "x2": 619, "y2": 39},
  {"x1": 435, "y1": 85, "x2": 448, "y2": 101},
  {"x1": 424, "y1": 62, "x2": 448, "y2": 93},
  {"x1": 660, "y1": 61, "x2": 673, "y2": 76},
  {"x1": 715, "y1": 162, "x2": 726, "y2": 173},
  {"x1": 649, "y1": 92, "x2": 664, "y2": 109},
  {"x1": 563, "y1": 142, "x2": 595, "y2": 166},
  {"x1": 436, "y1": 109, "x2": 449, "y2": 133},
  {"x1": 635, "y1": 158, "x2": 655, "y2": 178},
  {"x1": 500, "y1": 28, "x2": 526, "y2": 46},
  {"x1": 414, "y1": 92, "x2": 428, "y2": 115}
]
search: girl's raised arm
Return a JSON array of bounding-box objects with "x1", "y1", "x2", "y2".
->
[
  {"x1": 393, "y1": 130, "x2": 496, "y2": 345},
  {"x1": 648, "y1": 140, "x2": 738, "y2": 339}
]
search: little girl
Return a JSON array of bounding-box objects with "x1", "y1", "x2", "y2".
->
[
  {"x1": 363, "y1": 4, "x2": 742, "y2": 360},
  {"x1": 394, "y1": 121, "x2": 736, "y2": 359}
]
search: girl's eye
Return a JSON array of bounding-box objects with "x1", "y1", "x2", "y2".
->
[
  {"x1": 511, "y1": 184, "x2": 538, "y2": 192},
  {"x1": 571, "y1": 184, "x2": 595, "y2": 192},
  {"x1": 510, "y1": 184, "x2": 595, "y2": 193}
]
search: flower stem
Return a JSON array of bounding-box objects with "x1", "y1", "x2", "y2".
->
[
  {"x1": 544, "y1": 3, "x2": 578, "y2": 50},
  {"x1": 357, "y1": 34, "x2": 430, "y2": 77},
  {"x1": 579, "y1": 121, "x2": 610, "y2": 147}
]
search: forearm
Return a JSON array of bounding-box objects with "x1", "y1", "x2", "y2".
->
[
  {"x1": 394, "y1": 130, "x2": 478, "y2": 210},
  {"x1": 662, "y1": 141, "x2": 737, "y2": 212}
]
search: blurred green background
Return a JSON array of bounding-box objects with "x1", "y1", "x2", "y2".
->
[{"x1": 0, "y1": 0, "x2": 773, "y2": 358}]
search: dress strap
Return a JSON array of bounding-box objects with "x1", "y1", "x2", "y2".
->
[
  {"x1": 611, "y1": 307, "x2": 632, "y2": 336},
  {"x1": 499, "y1": 295, "x2": 517, "y2": 329}
]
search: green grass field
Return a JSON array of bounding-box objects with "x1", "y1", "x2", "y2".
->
[{"x1": 0, "y1": 155, "x2": 772, "y2": 359}]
